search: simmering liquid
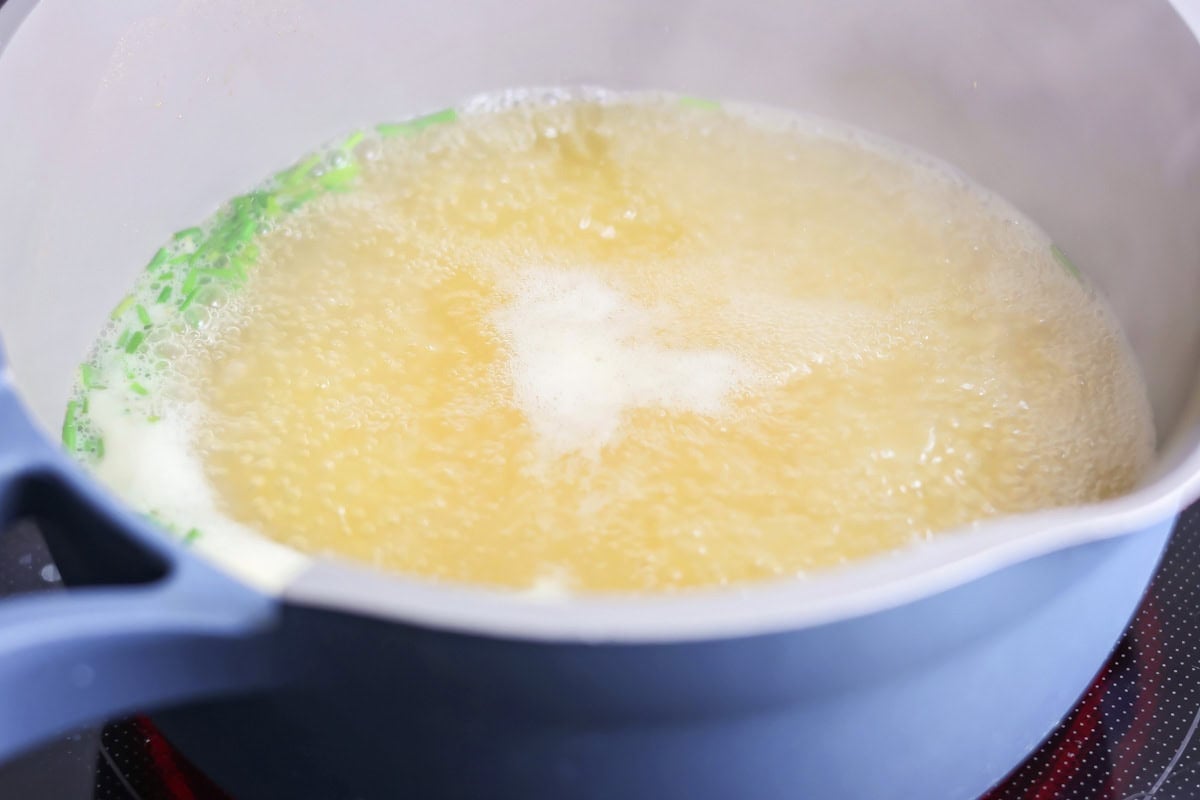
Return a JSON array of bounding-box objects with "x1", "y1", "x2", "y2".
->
[{"x1": 72, "y1": 91, "x2": 1155, "y2": 594}]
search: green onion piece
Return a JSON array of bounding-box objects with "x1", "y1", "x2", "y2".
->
[
  {"x1": 186, "y1": 243, "x2": 216, "y2": 270},
  {"x1": 678, "y1": 96, "x2": 721, "y2": 110},
  {"x1": 156, "y1": 285, "x2": 173, "y2": 304},
  {"x1": 124, "y1": 330, "x2": 146, "y2": 353},
  {"x1": 80, "y1": 363, "x2": 100, "y2": 389},
  {"x1": 192, "y1": 266, "x2": 242, "y2": 284},
  {"x1": 147, "y1": 247, "x2": 170, "y2": 271},
  {"x1": 61, "y1": 401, "x2": 79, "y2": 449},
  {"x1": 128, "y1": 381, "x2": 149, "y2": 396},
  {"x1": 282, "y1": 188, "x2": 319, "y2": 211},
  {"x1": 377, "y1": 107, "x2": 458, "y2": 138},
  {"x1": 319, "y1": 163, "x2": 360, "y2": 191},
  {"x1": 1051, "y1": 244, "x2": 1081, "y2": 281},
  {"x1": 91, "y1": 437, "x2": 105, "y2": 460},
  {"x1": 147, "y1": 415, "x2": 161, "y2": 424},
  {"x1": 115, "y1": 329, "x2": 131, "y2": 349},
  {"x1": 415, "y1": 107, "x2": 458, "y2": 127},
  {"x1": 173, "y1": 227, "x2": 204, "y2": 245},
  {"x1": 178, "y1": 287, "x2": 201, "y2": 312},
  {"x1": 236, "y1": 215, "x2": 257, "y2": 242},
  {"x1": 109, "y1": 294, "x2": 136, "y2": 320},
  {"x1": 296, "y1": 152, "x2": 324, "y2": 178},
  {"x1": 135, "y1": 304, "x2": 153, "y2": 328},
  {"x1": 182, "y1": 268, "x2": 201, "y2": 295},
  {"x1": 278, "y1": 152, "x2": 323, "y2": 186},
  {"x1": 228, "y1": 254, "x2": 253, "y2": 279},
  {"x1": 247, "y1": 191, "x2": 271, "y2": 211},
  {"x1": 340, "y1": 130, "x2": 365, "y2": 152},
  {"x1": 230, "y1": 195, "x2": 253, "y2": 216},
  {"x1": 183, "y1": 528, "x2": 202, "y2": 544}
]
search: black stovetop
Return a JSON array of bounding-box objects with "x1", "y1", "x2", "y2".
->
[{"x1": 3, "y1": 507, "x2": 1200, "y2": 799}]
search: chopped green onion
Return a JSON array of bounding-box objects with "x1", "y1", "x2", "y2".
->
[
  {"x1": 229, "y1": 195, "x2": 253, "y2": 216},
  {"x1": 80, "y1": 363, "x2": 101, "y2": 389},
  {"x1": 192, "y1": 266, "x2": 243, "y2": 284},
  {"x1": 278, "y1": 152, "x2": 323, "y2": 186},
  {"x1": 183, "y1": 527, "x2": 202, "y2": 544},
  {"x1": 377, "y1": 108, "x2": 457, "y2": 138},
  {"x1": 319, "y1": 163, "x2": 360, "y2": 191},
  {"x1": 1051, "y1": 244, "x2": 1081, "y2": 281},
  {"x1": 678, "y1": 96, "x2": 721, "y2": 110},
  {"x1": 186, "y1": 243, "x2": 217, "y2": 270},
  {"x1": 228, "y1": 254, "x2": 254, "y2": 279},
  {"x1": 182, "y1": 268, "x2": 201, "y2": 295},
  {"x1": 173, "y1": 227, "x2": 204, "y2": 245},
  {"x1": 61, "y1": 401, "x2": 79, "y2": 449},
  {"x1": 282, "y1": 188, "x2": 319, "y2": 211},
  {"x1": 109, "y1": 294, "x2": 136, "y2": 320},
  {"x1": 67, "y1": 122, "x2": 391, "y2": 465},
  {"x1": 178, "y1": 287, "x2": 202, "y2": 312},
  {"x1": 296, "y1": 152, "x2": 324, "y2": 177},
  {"x1": 147, "y1": 247, "x2": 170, "y2": 271},
  {"x1": 236, "y1": 215, "x2": 257, "y2": 241}
]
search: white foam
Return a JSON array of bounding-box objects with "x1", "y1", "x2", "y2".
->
[
  {"x1": 491, "y1": 268, "x2": 755, "y2": 454},
  {"x1": 520, "y1": 570, "x2": 572, "y2": 601},
  {"x1": 86, "y1": 391, "x2": 307, "y2": 590}
]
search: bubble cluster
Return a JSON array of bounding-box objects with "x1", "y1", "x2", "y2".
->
[{"x1": 491, "y1": 267, "x2": 757, "y2": 456}]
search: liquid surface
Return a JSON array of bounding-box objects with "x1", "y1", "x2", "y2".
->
[{"x1": 73, "y1": 91, "x2": 1155, "y2": 594}]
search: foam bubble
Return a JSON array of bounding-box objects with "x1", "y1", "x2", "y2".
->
[
  {"x1": 88, "y1": 393, "x2": 210, "y2": 523},
  {"x1": 491, "y1": 267, "x2": 756, "y2": 455},
  {"x1": 85, "y1": 391, "x2": 305, "y2": 588}
]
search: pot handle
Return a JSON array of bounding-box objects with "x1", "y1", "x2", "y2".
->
[{"x1": 0, "y1": 348, "x2": 279, "y2": 763}]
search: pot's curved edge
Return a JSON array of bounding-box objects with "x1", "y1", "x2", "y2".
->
[
  {"x1": 0, "y1": 0, "x2": 37, "y2": 58},
  {"x1": 280, "y1": 497, "x2": 1184, "y2": 643},
  {"x1": 1174, "y1": 0, "x2": 1200, "y2": 37}
]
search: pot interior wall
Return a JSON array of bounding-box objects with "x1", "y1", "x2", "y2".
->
[{"x1": 1, "y1": 0, "x2": 1198, "y2": 456}]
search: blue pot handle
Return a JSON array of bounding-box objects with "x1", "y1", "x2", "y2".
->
[{"x1": 0, "y1": 344, "x2": 280, "y2": 763}]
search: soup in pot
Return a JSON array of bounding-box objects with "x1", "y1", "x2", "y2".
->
[{"x1": 64, "y1": 90, "x2": 1155, "y2": 594}]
